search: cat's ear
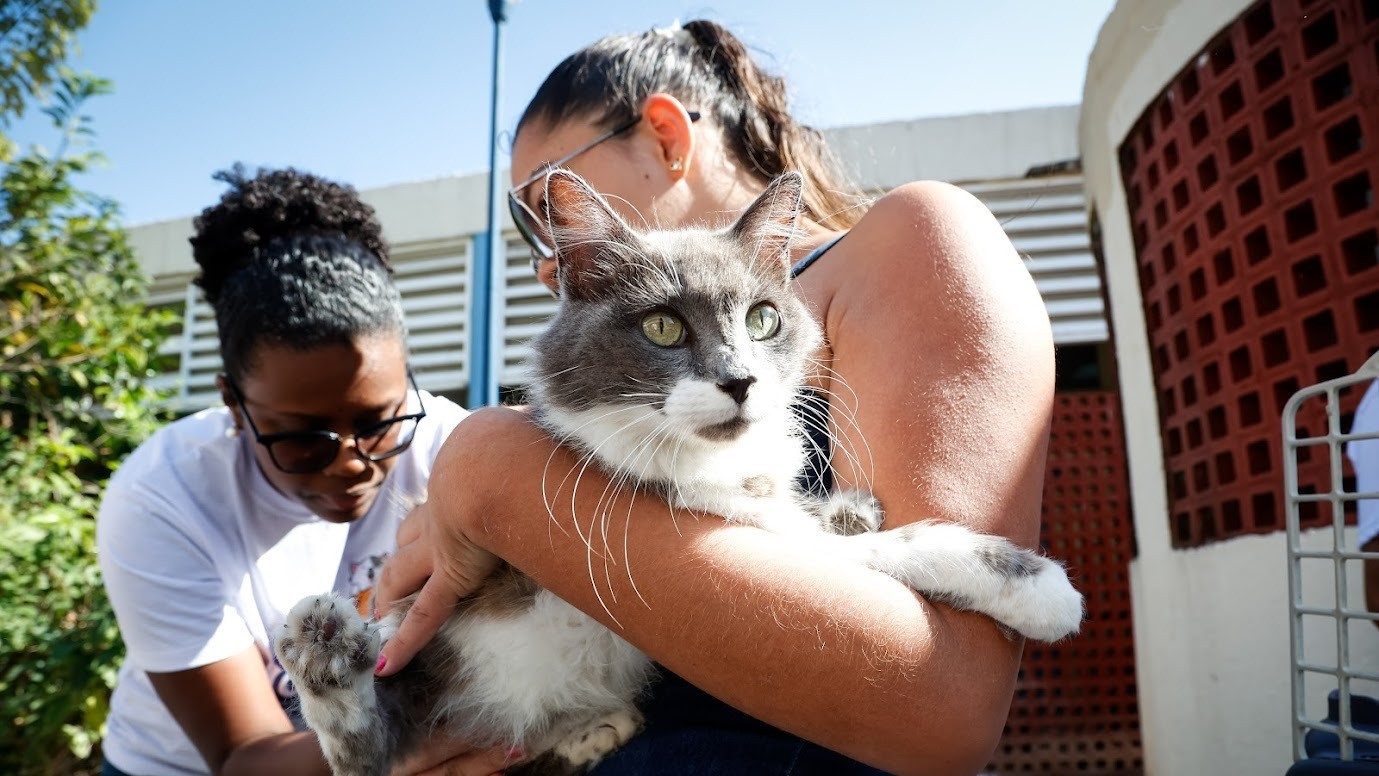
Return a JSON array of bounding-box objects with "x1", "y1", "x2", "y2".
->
[
  {"x1": 543, "y1": 169, "x2": 642, "y2": 300},
  {"x1": 730, "y1": 171, "x2": 805, "y2": 279}
]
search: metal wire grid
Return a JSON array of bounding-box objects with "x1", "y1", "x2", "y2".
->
[{"x1": 1285, "y1": 350, "x2": 1379, "y2": 761}]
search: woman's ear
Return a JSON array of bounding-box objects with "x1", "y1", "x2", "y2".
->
[
  {"x1": 642, "y1": 93, "x2": 696, "y2": 181},
  {"x1": 215, "y1": 374, "x2": 244, "y2": 432},
  {"x1": 536, "y1": 256, "x2": 560, "y2": 295}
]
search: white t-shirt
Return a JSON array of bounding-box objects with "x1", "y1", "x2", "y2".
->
[
  {"x1": 1348, "y1": 380, "x2": 1379, "y2": 549},
  {"x1": 97, "y1": 391, "x2": 466, "y2": 776}
]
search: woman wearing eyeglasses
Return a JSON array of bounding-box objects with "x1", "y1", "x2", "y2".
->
[
  {"x1": 374, "y1": 20, "x2": 1055, "y2": 776},
  {"x1": 94, "y1": 168, "x2": 508, "y2": 776}
]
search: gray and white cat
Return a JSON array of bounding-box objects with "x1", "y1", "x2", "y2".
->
[{"x1": 275, "y1": 170, "x2": 1084, "y2": 776}]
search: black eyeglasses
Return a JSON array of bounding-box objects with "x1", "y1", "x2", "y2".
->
[
  {"x1": 507, "y1": 111, "x2": 701, "y2": 270},
  {"x1": 225, "y1": 371, "x2": 427, "y2": 474}
]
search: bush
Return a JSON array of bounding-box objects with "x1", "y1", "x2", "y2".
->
[{"x1": 1, "y1": 2, "x2": 172, "y2": 772}]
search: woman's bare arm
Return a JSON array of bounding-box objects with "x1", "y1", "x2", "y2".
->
[
  {"x1": 817, "y1": 180, "x2": 1054, "y2": 548},
  {"x1": 379, "y1": 181, "x2": 1055, "y2": 776},
  {"x1": 147, "y1": 647, "x2": 332, "y2": 776}
]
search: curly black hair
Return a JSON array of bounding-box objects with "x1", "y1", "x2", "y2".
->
[
  {"x1": 189, "y1": 165, "x2": 405, "y2": 379},
  {"x1": 191, "y1": 165, "x2": 391, "y2": 303}
]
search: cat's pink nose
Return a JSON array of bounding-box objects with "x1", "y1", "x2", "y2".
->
[{"x1": 718, "y1": 376, "x2": 756, "y2": 405}]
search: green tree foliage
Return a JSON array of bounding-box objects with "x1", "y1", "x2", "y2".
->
[
  {"x1": 1, "y1": 0, "x2": 93, "y2": 124},
  {"x1": 0, "y1": 2, "x2": 172, "y2": 772}
]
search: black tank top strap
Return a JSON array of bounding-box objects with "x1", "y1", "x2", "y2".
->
[
  {"x1": 789, "y1": 232, "x2": 847, "y2": 497},
  {"x1": 790, "y1": 232, "x2": 847, "y2": 278}
]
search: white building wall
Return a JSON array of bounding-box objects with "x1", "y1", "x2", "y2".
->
[
  {"x1": 1080, "y1": 0, "x2": 1374, "y2": 772},
  {"x1": 133, "y1": 106, "x2": 1083, "y2": 280},
  {"x1": 829, "y1": 105, "x2": 1080, "y2": 191},
  {"x1": 130, "y1": 106, "x2": 1105, "y2": 405}
]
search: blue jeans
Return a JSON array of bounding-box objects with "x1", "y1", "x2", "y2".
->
[{"x1": 591, "y1": 670, "x2": 894, "y2": 776}]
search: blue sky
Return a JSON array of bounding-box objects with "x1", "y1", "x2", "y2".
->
[{"x1": 12, "y1": 0, "x2": 1114, "y2": 225}]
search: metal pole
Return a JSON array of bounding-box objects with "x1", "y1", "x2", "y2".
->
[{"x1": 469, "y1": 0, "x2": 507, "y2": 408}]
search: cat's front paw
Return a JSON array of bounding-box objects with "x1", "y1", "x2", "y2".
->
[
  {"x1": 819, "y1": 489, "x2": 884, "y2": 536},
  {"x1": 993, "y1": 554, "x2": 1085, "y2": 643},
  {"x1": 275, "y1": 594, "x2": 380, "y2": 692}
]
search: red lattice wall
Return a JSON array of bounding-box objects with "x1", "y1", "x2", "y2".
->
[
  {"x1": 988, "y1": 392, "x2": 1141, "y2": 775},
  {"x1": 1119, "y1": 0, "x2": 1379, "y2": 548}
]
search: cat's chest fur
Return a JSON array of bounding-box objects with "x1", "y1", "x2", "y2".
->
[{"x1": 539, "y1": 403, "x2": 809, "y2": 530}]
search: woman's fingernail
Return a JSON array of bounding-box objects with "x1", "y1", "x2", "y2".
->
[
  {"x1": 505, "y1": 745, "x2": 524, "y2": 762},
  {"x1": 374, "y1": 653, "x2": 387, "y2": 675}
]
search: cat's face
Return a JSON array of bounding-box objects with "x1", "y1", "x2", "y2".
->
[{"x1": 530, "y1": 171, "x2": 820, "y2": 444}]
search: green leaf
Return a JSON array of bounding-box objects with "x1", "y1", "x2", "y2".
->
[{"x1": 1, "y1": 2, "x2": 166, "y2": 773}]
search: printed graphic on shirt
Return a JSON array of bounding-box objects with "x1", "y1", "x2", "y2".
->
[
  {"x1": 262, "y1": 641, "x2": 297, "y2": 708},
  {"x1": 349, "y1": 552, "x2": 390, "y2": 617}
]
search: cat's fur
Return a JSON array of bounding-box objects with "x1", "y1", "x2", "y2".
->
[{"x1": 275, "y1": 170, "x2": 1084, "y2": 776}]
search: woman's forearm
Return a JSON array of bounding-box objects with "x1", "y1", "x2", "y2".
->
[
  {"x1": 435, "y1": 408, "x2": 1020, "y2": 776},
  {"x1": 221, "y1": 731, "x2": 331, "y2": 776}
]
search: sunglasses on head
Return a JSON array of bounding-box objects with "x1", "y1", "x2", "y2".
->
[
  {"x1": 225, "y1": 370, "x2": 427, "y2": 474},
  {"x1": 507, "y1": 111, "x2": 701, "y2": 271}
]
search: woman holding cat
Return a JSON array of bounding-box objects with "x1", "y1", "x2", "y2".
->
[
  {"x1": 95, "y1": 168, "x2": 509, "y2": 776},
  {"x1": 376, "y1": 20, "x2": 1056, "y2": 776}
]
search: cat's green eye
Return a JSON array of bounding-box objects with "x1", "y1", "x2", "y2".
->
[
  {"x1": 746, "y1": 303, "x2": 781, "y2": 340},
  {"x1": 642, "y1": 311, "x2": 686, "y2": 347}
]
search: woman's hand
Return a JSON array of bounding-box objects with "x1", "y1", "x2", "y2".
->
[
  {"x1": 374, "y1": 461, "x2": 501, "y2": 676},
  {"x1": 390, "y1": 735, "x2": 521, "y2": 776}
]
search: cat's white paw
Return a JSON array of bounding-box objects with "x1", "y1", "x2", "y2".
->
[
  {"x1": 275, "y1": 594, "x2": 380, "y2": 692},
  {"x1": 551, "y1": 709, "x2": 643, "y2": 769},
  {"x1": 992, "y1": 556, "x2": 1085, "y2": 643},
  {"x1": 820, "y1": 490, "x2": 884, "y2": 536}
]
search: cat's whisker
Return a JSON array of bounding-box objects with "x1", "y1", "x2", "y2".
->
[
  {"x1": 524, "y1": 364, "x2": 589, "y2": 385},
  {"x1": 793, "y1": 403, "x2": 873, "y2": 494},
  {"x1": 618, "y1": 417, "x2": 680, "y2": 608},
  {"x1": 586, "y1": 418, "x2": 667, "y2": 623},
  {"x1": 548, "y1": 406, "x2": 657, "y2": 557},
  {"x1": 661, "y1": 414, "x2": 709, "y2": 538},
  {"x1": 795, "y1": 359, "x2": 876, "y2": 487},
  {"x1": 577, "y1": 443, "x2": 651, "y2": 629},
  {"x1": 792, "y1": 414, "x2": 833, "y2": 492},
  {"x1": 662, "y1": 261, "x2": 682, "y2": 295},
  {"x1": 595, "y1": 416, "x2": 675, "y2": 562},
  {"x1": 800, "y1": 383, "x2": 877, "y2": 490},
  {"x1": 559, "y1": 406, "x2": 663, "y2": 619},
  {"x1": 798, "y1": 382, "x2": 867, "y2": 442},
  {"x1": 813, "y1": 192, "x2": 879, "y2": 225},
  {"x1": 803, "y1": 357, "x2": 862, "y2": 410},
  {"x1": 568, "y1": 417, "x2": 657, "y2": 557},
  {"x1": 541, "y1": 404, "x2": 649, "y2": 540},
  {"x1": 619, "y1": 255, "x2": 678, "y2": 294},
  {"x1": 538, "y1": 421, "x2": 603, "y2": 543},
  {"x1": 590, "y1": 414, "x2": 675, "y2": 602},
  {"x1": 596, "y1": 191, "x2": 649, "y2": 231},
  {"x1": 806, "y1": 386, "x2": 868, "y2": 458},
  {"x1": 588, "y1": 411, "x2": 666, "y2": 530},
  {"x1": 662, "y1": 432, "x2": 689, "y2": 539}
]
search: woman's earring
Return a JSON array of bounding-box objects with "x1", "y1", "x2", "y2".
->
[
  {"x1": 225, "y1": 425, "x2": 240, "y2": 439},
  {"x1": 669, "y1": 157, "x2": 684, "y2": 172}
]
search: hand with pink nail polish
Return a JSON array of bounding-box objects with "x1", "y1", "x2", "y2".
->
[{"x1": 387, "y1": 732, "x2": 520, "y2": 776}]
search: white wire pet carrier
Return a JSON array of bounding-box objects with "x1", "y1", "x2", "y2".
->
[{"x1": 1285, "y1": 350, "x2": 1379, "y2": 764}]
